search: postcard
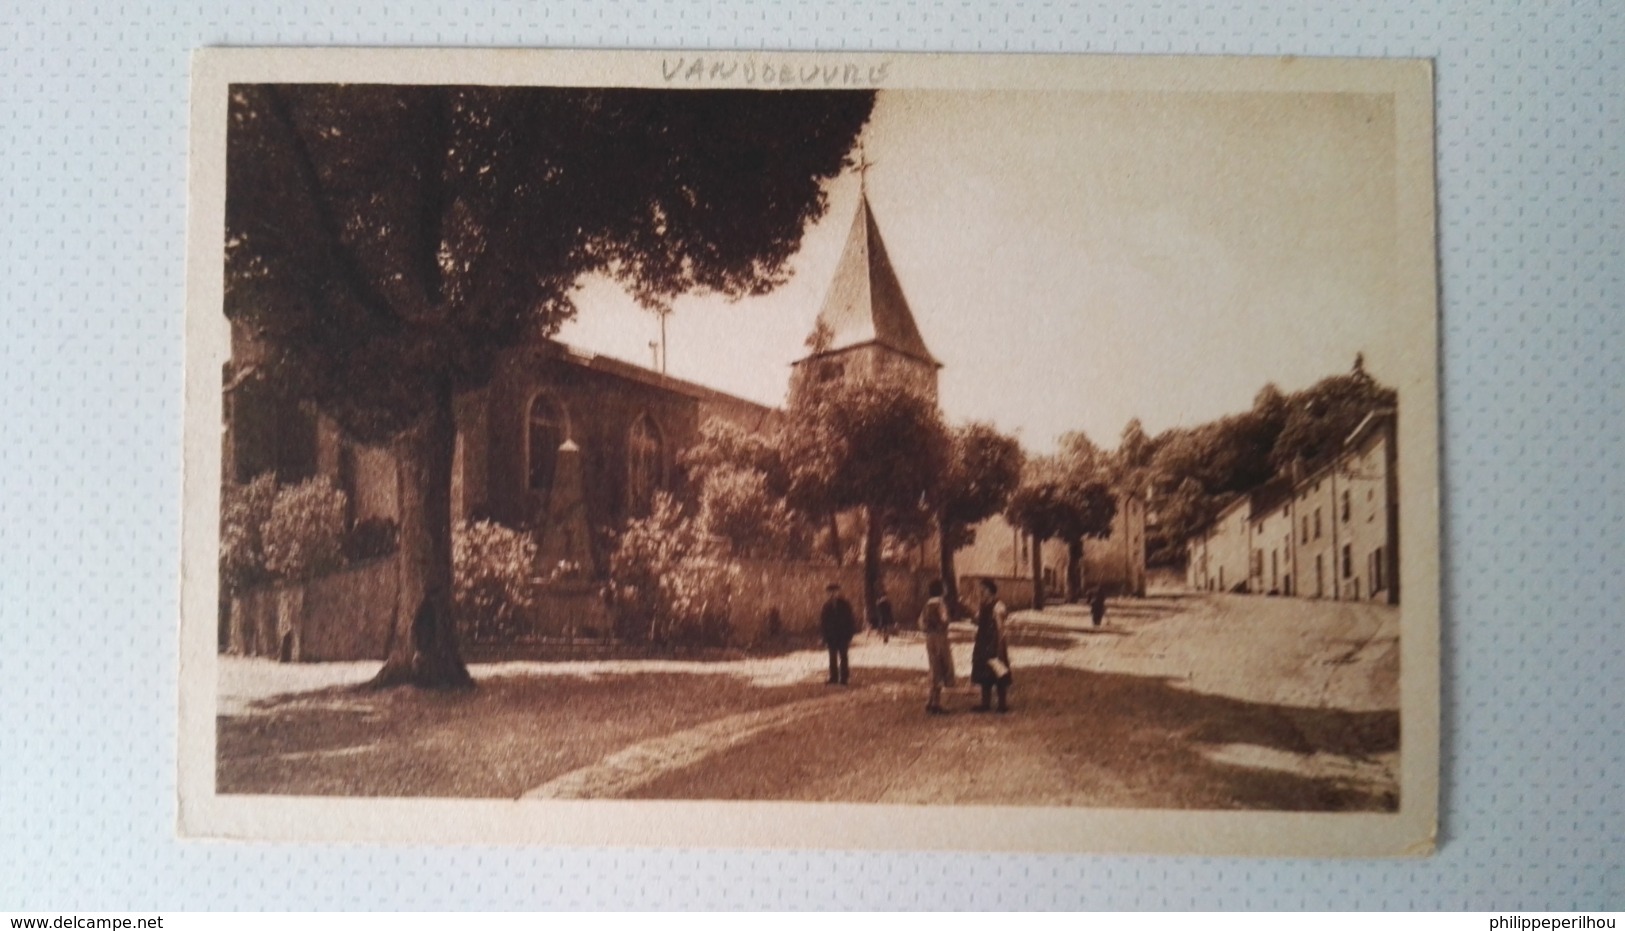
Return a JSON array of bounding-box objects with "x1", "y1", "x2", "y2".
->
[{"x1": 181, "y1": 48, "x2": 1439, "y2": 854}]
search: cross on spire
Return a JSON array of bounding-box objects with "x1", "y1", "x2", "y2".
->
[{"x1": 854, "y1": 141, "x2": 875, "y2": 196}]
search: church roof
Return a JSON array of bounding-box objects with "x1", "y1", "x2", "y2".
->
[{"x1": 802, "y1": 195, "x2": 940, "y2": 368}]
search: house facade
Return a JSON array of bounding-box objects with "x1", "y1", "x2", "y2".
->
[
  {"x1": 1185, "y1": 410, "x2": 1399, "y2": 604},
  {"x1": 1186, "y1": 494, "x2": 1252, "y2": 593},
  {"x1": 956, "y1": 491, "x2": 1148, "y2": 605},
  {"x1": 1082, "y1": 493, "x2": 1148, "y2": 597}
]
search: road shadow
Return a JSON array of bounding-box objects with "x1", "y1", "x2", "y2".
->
[
  {"x1": 216, "y1": 667, "x2": 920, "y2": 797},
  {"x1": 217, "y1": 658, "x2": 1396, "y2": 810},
  {"x1": 629, "y1": 663, "x2": 1400, "y2": 811}
]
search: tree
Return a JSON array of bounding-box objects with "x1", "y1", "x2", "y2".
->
[
  {"x1": 1114, "y1": 417, "x2": 1155, "y2": 494},
  {"x1": 1054, "y1": 431, "x2": 1120, "y2": 600},
  {"x1": 225, "y1": 85, "x2": 874, "y2": 687},
  {"x1": 696, "y1": 465, "x2": 798, "y2": 559},
  {"x1": 936, "y1": 422, "x2": 1024, "y2": 616},
  {"x1": 1269, "y1": 363, "x2": 1397, "y2": 473},
  {"x1": 782, "y1": 374, "x2": 949, "y2": 622},
  {"x1": 1005, "y1": 454, "x2": 1117, "y2": 607},
  {"x1": 679, "y1": 417, "x2": 815, "y2": 560}
]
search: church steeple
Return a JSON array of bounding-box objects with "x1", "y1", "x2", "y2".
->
[{"x1": 791, "y1": 194, "x2": 941, "y2": 399}]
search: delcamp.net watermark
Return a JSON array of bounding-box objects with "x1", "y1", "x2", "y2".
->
[{"x1": 9, "y1": 918, "x2": 163, "y2": 929}]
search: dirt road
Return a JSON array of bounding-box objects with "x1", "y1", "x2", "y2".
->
[{"x1": 217, "y1": 592, "x2": 1400, "y2": 809}]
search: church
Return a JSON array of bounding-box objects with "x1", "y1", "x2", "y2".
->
[{"x1": 221, "y1": 190, "x2": 1144, "y2": 659}]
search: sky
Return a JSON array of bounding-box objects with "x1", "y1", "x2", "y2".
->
[{"x1": 558, "y1": 88, "x2": 1403, "y2": 454}]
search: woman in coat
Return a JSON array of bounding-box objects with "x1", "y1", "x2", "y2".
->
[{"x1": 970, "y1": 578, "x2": 1013, "y2": 713}]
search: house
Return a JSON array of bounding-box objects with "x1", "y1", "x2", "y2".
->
[
  {"x1": 1187, "y1": 494, "x2": 1252, "y2": 593},
  {"x1": 1082, "y1": 493, "x2": 1148, "y2": 597},
  {"x1": 1184, "y1": 409, "x2": 1399, "y2": 604},
  {"x1": 1247, "y1": 479, "x2": 1297, "y2": 596},
  {"x1": 956, "y1": 491, "x2": 1148, "y2": 606}
]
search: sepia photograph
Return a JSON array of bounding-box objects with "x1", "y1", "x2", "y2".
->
[{"x1": 180, "y1": 49, "x2": 1440, "y2": 854}]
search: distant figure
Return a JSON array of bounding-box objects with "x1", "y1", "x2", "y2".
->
[
  {"x1": 872, "y1": 592, "x2": 895, "y2": 644},
  {"x1": 970, "y1": 579, "x2": 1013, "y2": 713},
  {"x1": 1090, "y1": 588, "x2": 1107, "y2": 628},
  {"x1": 820, "y1": 581, "x2": 857, "y2": 685},
  {"x1": 919, "y1": 579, "x2": 955, "y2": 714}
]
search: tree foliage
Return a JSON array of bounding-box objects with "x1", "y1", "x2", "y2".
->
[
  {"x1": 1005, "y1": 456, "x2": 1117, "y2": 545},
  {"x1": 936, "y1": 422, "x2": 1023, "y2": 613},
  {"x1": 679, "y1": 417, "x2": 815, "y2": 560},
  {"x1": 226, "y1": 85, "x2": 876, "y2": 440},
  {"x1": 783, "y1": 375, "x2": 948, "y2": 522},
  {"x1": 782, "y1": 373, "x2": 949, "y2": 614},
  {"x1": 1005, "y1": 445, "x2": 1118, "y2": 606},
  {"x1": 261, "y1": 476, "x2": 350, "y2": 581}
]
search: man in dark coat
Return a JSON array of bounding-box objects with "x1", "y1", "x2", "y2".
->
[
  {"x1": 1089, "y1": 587, "x2": 1108, "y2": 627},
  {"x1": 820, "y1": 581, "x2": 857, "y2": 685}
]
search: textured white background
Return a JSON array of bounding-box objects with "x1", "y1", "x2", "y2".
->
[{"x1": 1, "y1": 0, "x2": 1621, "y2": 911}]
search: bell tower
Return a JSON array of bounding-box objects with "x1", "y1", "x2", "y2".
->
[{"x1": 790, "y1": 192, "x2": 942, "y2": 400}]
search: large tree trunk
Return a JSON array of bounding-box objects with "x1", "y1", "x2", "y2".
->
[
  {"x1": 862, "y1": 506, "x2": 883, "y2": 628},
  {"x1": 1030, "y1": 534, "x2": 1046, "y2": 610},
  {"x1": 370, "y1": 380, "x2": 473, "y2": 690},
  {"x1": 938, "y1": 513, "x2": 962, "y2": 619},
  {"x1": 1066, "y1": 538, "x2": 1084, "y2": 603}
]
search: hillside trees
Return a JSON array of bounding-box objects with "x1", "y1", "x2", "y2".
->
[
  {"x1": 1118, "y1": 359, "x2": 1397, "y2": 566},
  {"x1": 225, "y1": 84, "x2": 874, "y2": 687}
]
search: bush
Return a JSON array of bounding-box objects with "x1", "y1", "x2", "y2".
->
[
  {"x1": 220, "y1": 473, "x2": 277, "y2": 594},
  {"x1": 453, "y1": 519, "x2": 539, "y2": 642},
  {"x1": 696, "y1": 464, "x2": 795, "y2": 558},
  {"x1": 262, "y1": 477, "x2": 349, "y2": 581},
  {"x1": 608, "y1": 492, "x2": 738, "y2": 647}
]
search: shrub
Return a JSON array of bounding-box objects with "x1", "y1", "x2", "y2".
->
[
  {"x1": 453, "y1": 519, "x2": 539, "y2": 642},
  {"x1": 696, "y1": 464, "x2": 794, "y2": 558},
  {"x1": 608, "y1": 492, "x2": 738, "y2": 647},
  {"x1": 262, "y1": 477, "x2": 349, "y2": 581},
  {"x1": 220, "y1": 473, "x2": 277, "y2": 594}
]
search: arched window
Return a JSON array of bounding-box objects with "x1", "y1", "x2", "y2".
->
[
  {"x1": 528, "y1": 393, "x2": 567, "y2": 499},
  {"x1": 626, "y1": 413, "x2": 664, "y2": 515}
]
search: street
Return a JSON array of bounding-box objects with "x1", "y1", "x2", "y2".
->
[{"x1": 217, "y1": 591, "x2": 1400, "y2": 810}]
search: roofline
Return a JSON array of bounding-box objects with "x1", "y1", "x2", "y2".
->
[
  {"x1": 536, "y1": 339, "x2": 780, "y2": 416},
  {"x1": 790, "y1": 339, "x2": 944, "y2": 370},
  {"x1": 1345, "y1": 407, "x2": 1397, "y2": 449}
]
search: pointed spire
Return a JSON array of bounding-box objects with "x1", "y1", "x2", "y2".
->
[{"x1": 804, "y1": 194, "x2": 940, "y2": 368}]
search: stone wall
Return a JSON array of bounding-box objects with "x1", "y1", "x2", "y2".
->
[
  {"x1": 729, "y1": 559, "x2": 934, "y2": 645},
  {"x1": 226, "y1": 557, "x2": 396, "y2": 662}
]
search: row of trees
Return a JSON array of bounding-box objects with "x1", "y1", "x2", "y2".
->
[{"x1": 678, "y1": 370, "x2": 1121, "y2": 622}]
